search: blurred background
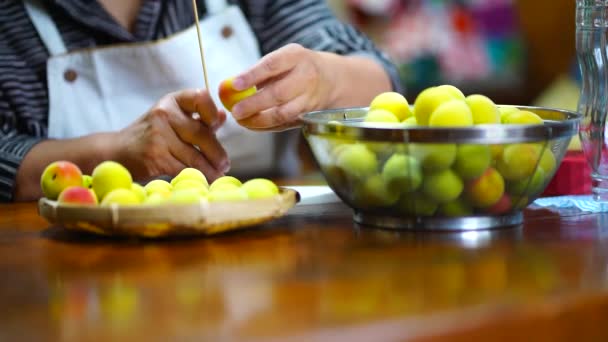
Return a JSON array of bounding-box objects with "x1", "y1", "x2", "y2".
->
[{"x1": 327, "y1": 0, "x2": 579, "y2": 111}]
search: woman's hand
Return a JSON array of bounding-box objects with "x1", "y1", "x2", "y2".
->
[
  {"x1": 230, "y1": 44, "x2": 336, "y2": 131},
  {"x1": 229, "y1": 43, "x2": 392, "y2": 131},
  {"x1": 113, "y1": 89, "x2": 229, "y2": 182}
]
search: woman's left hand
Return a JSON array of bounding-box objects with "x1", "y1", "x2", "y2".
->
[{"x1": 229, "y1": 44, "x2": 335, "y2": 131}]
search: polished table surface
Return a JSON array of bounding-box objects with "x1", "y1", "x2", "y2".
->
[{"x1": 2, "y1": 187, "x2": 608, "y2": 341}]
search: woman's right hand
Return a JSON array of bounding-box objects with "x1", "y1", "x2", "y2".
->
[{"x1": 112, "y1": 89, "x2": 230, "y2": 182}]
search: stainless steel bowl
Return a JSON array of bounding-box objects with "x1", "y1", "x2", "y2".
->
[{"x1": 301, "y1": 106, "x2": 581, "y2": 231}]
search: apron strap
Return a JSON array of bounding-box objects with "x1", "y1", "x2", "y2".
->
[
  {"x1": 23, "y1": 0, "x2": 68, "y2": 56},
  {"x1": 204, "y1": 0, "x2": 230, "y2": 15}
]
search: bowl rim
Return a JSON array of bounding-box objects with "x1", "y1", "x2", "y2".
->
[{"x1": 300, "y1": 105, "x2": 581, "y2": 144}]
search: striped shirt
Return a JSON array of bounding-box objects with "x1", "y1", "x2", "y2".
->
[{"x1": 0, "y1": 0, "x2": 402, "y2": 202}]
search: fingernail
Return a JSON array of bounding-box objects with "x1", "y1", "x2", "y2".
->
[
  {"x1": 233, "y1": 77, "x2": 246, "y2": 91},
  {"x1": 231, "y1": 104, "x2": 243, "y2": 119},
  {"x1": 222, "y1": 160, "x2": 231, "y2": 173}
]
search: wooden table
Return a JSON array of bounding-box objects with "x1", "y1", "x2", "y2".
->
[{"x1": 2, "y1": 189, "x2": 608, "y2": 341}]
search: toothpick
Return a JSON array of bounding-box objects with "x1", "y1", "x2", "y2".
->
[{"x1": 191, "y1": 0, "x2": 211, "y2": 92}]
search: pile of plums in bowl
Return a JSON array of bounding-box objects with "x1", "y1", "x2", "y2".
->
[{"x1": 301, "y1": 85, "x2": 581, "y2": 231}]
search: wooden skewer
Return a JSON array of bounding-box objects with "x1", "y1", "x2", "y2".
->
[{"x1": 191, "y1": 0, "x2": 211, "y2": 92}]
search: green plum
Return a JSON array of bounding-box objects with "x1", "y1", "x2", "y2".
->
[
  {"x1": 414, "y1": 86, "x2": 459, "y2": 125},
  {"x1": 439, "y1": 198, "x2": 474, "y2": 217},
  {"x1": 496, "y1": 144, "x2": 541, "y2": 181},
  {"x1": 408, "y1": 143, "x2": 457, "y2": 171},
  {"x1": 422, "y1": 169, "x2": 464, "y2": 204},
  {"x1": 364, "y1": 109, "x2": 400, "y2": 124},
  {"x1": 465, "y1": 94, "x2": 500, "y2": 124},
  {"x1": 369, "y1": 91, "x2": 412, "y2": 121},
  {"x1": 352, "y1": 174, "x2": 400, "y2": 208},
  {"x1": 381, "y1": 154, "x2": 423, "y2": 193},
  {"x1": 242, "y1": 178, "x2": 280, "y2": 199},
  {"x1": 429, "y1": 100, "x2": 474, "y2": 127},
  {"x1": 92, "y1": 161, "x2": 133, "y2": 201},
  {"x1": 506, "y1": 167, "x2": 546, "y2": 197},
  {"x1": 398, "y1": 194, "x2": 439, "y2": 217},
  {"x1": 336, "y1": 144, "x2": 378, "y2": 180},
  {"x1": 171, "y1": 168, "x2": 208, "y2": 188},
  {"x1": 453, "y1": 144, "x2": 492, "y2": 180}
]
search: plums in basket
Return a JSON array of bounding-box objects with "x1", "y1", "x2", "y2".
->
[
  {"x1": 82, "y1": 175, "x2": 93, "y2": 189},
  {"x1": 402, "y1": 116, "x2": 418, "y2": 126},
  {"x1": 168, "y1": 189, "x2": 206, "y2": 204},
  {"x1": 172, "y1": 179, "x2": 210, "y2": 197},
  {"x1": 171, "y1": 168, "x2": 208, "y2": 188},
  {"x1": 242, "y1": 178, "x2": 280, "y2": 199},
  {"x1": 58, "y1": 186, "x2": 98, "y2": 205},
  {"x1": 208, "y1": 186, "x2": 248, "y2": 202},
  {"x1": 41, "y1": 161, "x2": 83, "y2": 200},
  {"x1": 210, "y1": 176, "x2": 242, "y2": 192},
  {"x1": 131, "y1": 183, "x2": 147, "y2": 202},
  {"x1": 101, "y1": 188, "x2": 141, "y2": 206},
  {"x1": 143, "y1": 193, "x2": 169, "y2": 205},
  {"x1": 92, "y1": 161, "x2": 133, "y2": 201},
  {"x1": 144, "y1": 180, "x2": 172, "y2": 197}
]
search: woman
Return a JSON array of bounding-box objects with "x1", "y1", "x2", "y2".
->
[{"x1": 0, "y1": 0, "x2": 402, "y2": 202}]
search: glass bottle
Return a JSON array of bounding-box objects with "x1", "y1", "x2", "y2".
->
[{"x1": 577, "y1": 0, "x2": 608, "y2": 201}]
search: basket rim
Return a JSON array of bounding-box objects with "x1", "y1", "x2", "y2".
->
[{"x1": 300, "y1": 105, "x2": 581, "y2": 144}]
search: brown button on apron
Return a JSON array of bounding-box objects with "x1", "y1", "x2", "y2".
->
[
  {"x1": 63, "y1": 69, "x2": 78, "y2": 83},
  {"x1": 221, "y1": 25, "x2": 233, "y2": 39}
]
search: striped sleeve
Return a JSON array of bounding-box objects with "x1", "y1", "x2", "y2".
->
[
  {"x1": 244, "y1": 0, "x2": 404, "y2": 94},
  {"x1": 0, "y1": 90, "x2": 42, "y2": 202},
  {"x1": 0, "y1": 2, "x2": 46, "y2": 202}
]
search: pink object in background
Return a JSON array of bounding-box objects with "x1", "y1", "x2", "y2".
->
[{"x1": 542, "y1": 151, "x2": 592, "y2": 196}]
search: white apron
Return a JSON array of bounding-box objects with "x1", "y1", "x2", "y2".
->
[{"x1": 23, "y1": 0, "x2": 300, "y2": 177}]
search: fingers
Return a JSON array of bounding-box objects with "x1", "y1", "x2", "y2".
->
[
  {"x1": 162, "y1": 155, "x2": 188, "y2": 178},
  {"x1": 170, "y1": 140, "x2": 224, "y2": 181},
  {"x1": 148, "y1": 91, "x2": 229, "y2": 179},
  {"x1": 232, "y1": 43, "x2": 303, "y2": 92},
  {"x1": 232, "y1": 72, "x2": 302, "y2": 121},
  {"x1": 150, "y1": 113, "x2": 223, "y2": 179},
  {"x1": 237, "y1": 94, "x2": 308, "y2": 131},
  {"x1": 190, "y1": 125, "x2": 230, "y2": 174},
  {"x1": 166, "y1": 111, "x2": 229, "y2": 174},
  {"x1": 213, "y1": 109, "x2": 227, "y2": 132},
  {"x1": 172, "y1": 89, "x2": 222, "y2": 128}
]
